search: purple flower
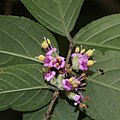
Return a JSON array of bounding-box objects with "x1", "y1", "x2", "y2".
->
[
  {"x1": 73, "y1": 94, "x2": 81, "y2": 105},
  {"x1": 44, "y1": 71, "x2": 56, "y2": 81},
  {"x1": 46, "y1": 48, "x2": 57, "y2": 56},
  {"x1": 44, "y1": 56, "x2": 53, "y2": 67},
  {"x1": 71, "y1": 48, "x2": 95, "y2": 71},
  {"x1": 71, "y1": 53, "x2": 82, "y2": 58},
  {"x1": 66, "y1": 92, "x2": 85, "y2": 107},
  {"x1": 78, "y1": 55, "x2": 88, "y2": 71},
  {"x1": 53, "y1": 56, "x2": 65, "y2": 70},
  {"x1": 62, "y1": 79, "x2": 73, "y2": 91}
]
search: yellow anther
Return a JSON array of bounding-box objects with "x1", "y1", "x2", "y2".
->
[
  {"x1": 87, "y1": 60, "x2": 94, "y2": 66},
  {"x1": 57, "y1": 57, "x2": 61, "y2": 61},
  {"x1": 73, "y1": 84, "x2": 78, "y2": 88},
  {"x1": 38, "y1": 55, "x2": 45, "y2": 61},
  {"x1": 56, "y1": 63, "x2": 59, "y2": 66},
  {"x1": 80, "y1": 48, "x2": 86, "y2": 54},
  {"x1": 76, "y1": 81, "x2": 80, "y2": 84},
  {"x1": 41, "y1": 41, "x2": 48, "y2": 49},
  {"x1": 75, "y1": 47, "x2": 80, "y2": 53},
  {"x1": 47, "y1": 38, "x2": 51, "y2": 45},
  {"x1": 73, "y1": 81, "x2": 80, "y2": 87},
  {"x1": 52, "y1": 59, "x2": 54, "y2": 62},
  {"x1": 69, "y1": 78, "x2": 74, "y2": 83},
  {"x1": 85, "y1": 49, "x2": 95, "y2": 57}
]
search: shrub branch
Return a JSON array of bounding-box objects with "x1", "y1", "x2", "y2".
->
[{"x1": 43, "y1": 90, "x2": 59, "y2": 120}]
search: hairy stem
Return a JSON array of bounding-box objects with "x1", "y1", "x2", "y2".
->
[
  {"x1": 43, "y1": 90, "x2": 59, "y2": 120},
  {"x1": 65, "y1": 34, "x2": 75, "y2": 68}
]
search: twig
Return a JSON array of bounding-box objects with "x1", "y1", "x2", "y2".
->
[
  {"x1": 43, "y1": 90, "x2": 59, "y2": 120},
  {"x1": 65, "y1": 33, "x2": 75, "y2": 69}
]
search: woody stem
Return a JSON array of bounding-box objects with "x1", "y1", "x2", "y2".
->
[
  {"x1": 65, "y1": 34, "x2": 74, "y2": 69},
  {"x1": 43, "y1": 90, "x2": 59, "y2": 120}
]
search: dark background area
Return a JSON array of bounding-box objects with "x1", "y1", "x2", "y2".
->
[{"x1": 0, "y1": 0, "x2": 120, "y2": 120}]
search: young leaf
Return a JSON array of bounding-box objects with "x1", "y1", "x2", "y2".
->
[
  {"x1": 21, "y1": 0, "x2": 84, "y2": 36},
  {"x1": 0, "y1": 16, "x2": 58, "y2": 111},
  {"x1": 23, "y1": 99, "x2": 79, "y2": 120},
  {"x1": 74, "y1": 14, "x2": 120, "y2": 51},
  {"x1": 86, "y1": 50, "x2": 120, "y2": 120}
]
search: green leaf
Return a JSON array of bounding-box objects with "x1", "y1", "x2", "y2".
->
[
  {"x1": 0, "y1": 16, "x2": 58, "y2": 111},
  {"x1": 74, "y1": 14, "x2": 120, "y2": 119},
  {"x1": 74, "y1": 14, "x2": 120, "y2": 51},
  {"x1": 86, "y1": 50, "x2": 120, "y2": 120},
  {"x1": 23, "y1": 99, "x2": 79, "y2": 120},
  {"x1": 0, "y1": 16, "x2": 58, "y2": 68},
  {"x1": 21, "y1": 0, "x2": 84, "y2": 36},
  {"x1": 0, "y1": 64, "x2": 52, "y2": 111}
]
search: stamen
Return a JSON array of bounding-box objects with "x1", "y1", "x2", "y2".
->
[
  {"x1": 69, "y1": 77, "x2": 73, "y2": 83},
  {"x1": 80, "y1": 83, "x2": 87, "y2": 87},
  {"x1": 38, "y1": 55, "x2": 45, "y2": 61},
  {"x1": 56, "y1": 63, "x2": 59, "y2": 66},
  {"x1": 41, "y1": 41, "x2": 48, "y2": 49},
  {"x1": 80, "y1": 48, "x2": 86, "y2": 54},
  {"x1": 80, "y1": 45, "x2": 82, "y2": 50},
  {"x1": 87, "y1": 60, "x2": 94, "y2": 66},
  {"x1": 44, "y1": 37, "x2": 47, "y2": 41},
  {"x1": 79, "y1": 103, "x2": 87, "y2": 108},
  {"x1": 79, "y1": 87, "x2": 86, "y2": 91},
  {"x1": 57, "y1": 57, "x2": 61, "y2": 61},
  {"x1": 85, "y1": 49, "x2": 95, "y2": 57},
  {"x1": 47, "y1": 38, "x2": 51, "y2": 45},
  {"x1": 80, "y1": 45, "x2": 86, "y2": 53},
  {"x1": 75, "y1": 47, "x2": 80, "y2": 53}
]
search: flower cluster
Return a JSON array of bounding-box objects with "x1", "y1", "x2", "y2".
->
[{"x1": 36, "y1": 37, "x2": 95, "y2": 108}]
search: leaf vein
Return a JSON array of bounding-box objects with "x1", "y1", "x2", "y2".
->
[
  {"x1": 83, "y1": 22, "x2": 120, "y2": 42},
  {"x1": 0, "y1": 71, "x2": 32, "y2": 87},
  {"x1": 15, "y1": 90, "x2": 41, "y2": 108},
  {"x1": 32, "y1": 0, "x2": 61, "y2": 22},
  {"x1": 15, "y1": 67, "x2": 43, "y2": 85},
  {"x1": 6, "y1": 19, "x2": 41, "y2": 46},
  {"x1": 0, "y1": 86, "x2": 49, "y2": 95},
  {"x1": 0, "y1": 29, "x2": 30, "y2": 56},
  {"x1": 100, "y1": 34, "x2": 120, "y2": 45},
  {"x1": 66, "y1": 0, "x2": 81, "y2": 30}
]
